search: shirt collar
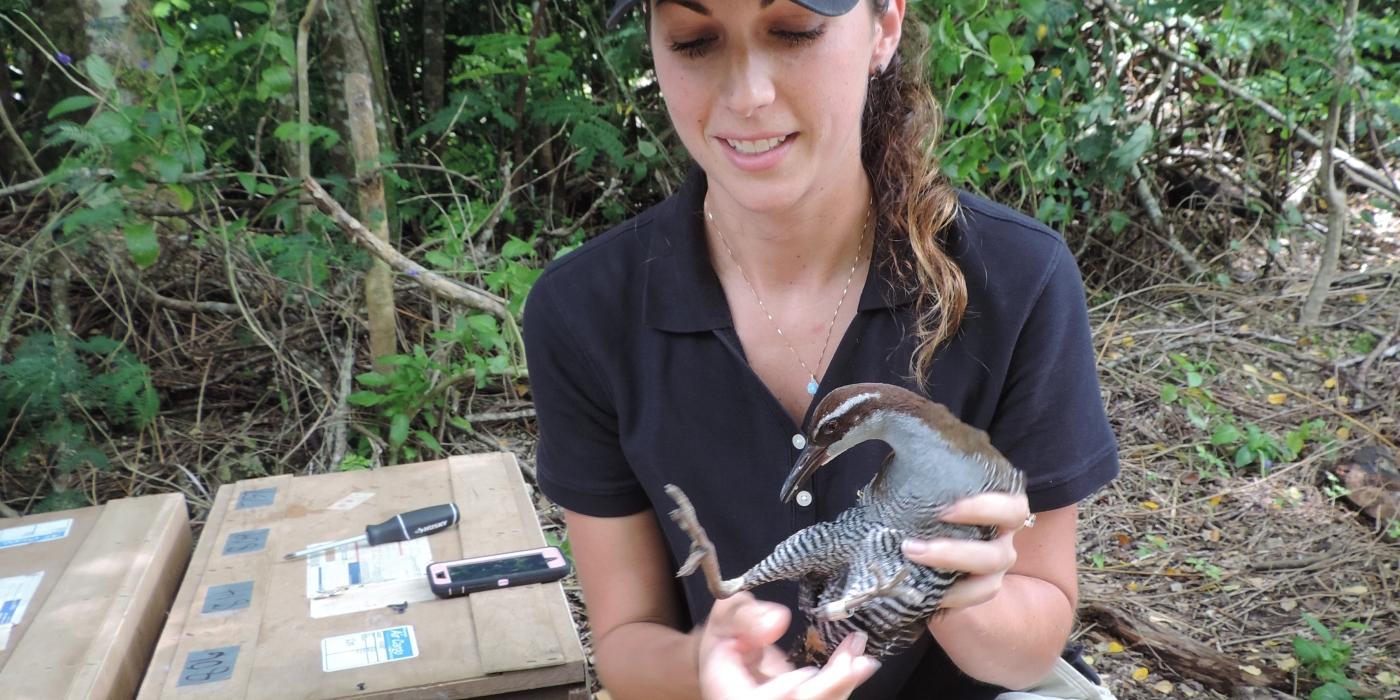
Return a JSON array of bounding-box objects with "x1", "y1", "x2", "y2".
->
[{"x1": 643, "y1": 166, "x2": 915, "y2": 333}]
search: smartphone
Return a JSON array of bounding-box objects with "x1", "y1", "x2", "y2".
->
[{"x1": 426, "y1": 545, "x2": 570, "y2": 599}]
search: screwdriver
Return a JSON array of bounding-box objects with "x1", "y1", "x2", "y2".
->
[{"x1": 283, "y1": 503, "x2": 460, "y2": 560}]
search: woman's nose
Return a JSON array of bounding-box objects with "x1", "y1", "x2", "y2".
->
[{"x1": 723, "y1": 54, "x2": 776, "y2": 118}]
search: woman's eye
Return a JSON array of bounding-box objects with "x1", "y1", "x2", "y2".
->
[
  {"x1": 773, "y1": 27, "x2": 825, "y2": 47},
  {"x1": 669, "y1": 37, "x2": 715, "y2": 58}
]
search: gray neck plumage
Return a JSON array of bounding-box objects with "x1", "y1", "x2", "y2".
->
[{"x1": 860, "y1": 411, "x2": 1009, "y2": 512}]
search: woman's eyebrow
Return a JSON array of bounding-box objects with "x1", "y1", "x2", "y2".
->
[{"x1": 655, "y1": 0, "x2": 780, "y2": 16}]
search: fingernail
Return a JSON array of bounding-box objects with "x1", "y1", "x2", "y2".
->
[
  {"x1": 849, "y1": 631, "x2": 868, "y2": 655},
  {"x1": 901, "y1": 539, "x2": 927, "y2": 556},
  {"x1": 854, "y1": 657, "x2": 882, "y2": 674},
  {"x1": 761, "y1": 607, "x2": 785, "y2": 628}
]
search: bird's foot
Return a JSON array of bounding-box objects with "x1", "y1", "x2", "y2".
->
[
  {"x1": 817, "y1": 563, "x2": 911, "y2": 621},
  {"x1": 664, "y1": 484, "x2": 732, "y2": 596}
]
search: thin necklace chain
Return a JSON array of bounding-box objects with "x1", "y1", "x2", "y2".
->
[{"x1": 706, "y1": 197, "x2": 871, "y2": 396}]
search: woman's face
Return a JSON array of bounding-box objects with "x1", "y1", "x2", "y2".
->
[{"x1": 649, "y1": 0, "x2": 900, "y2": 214}]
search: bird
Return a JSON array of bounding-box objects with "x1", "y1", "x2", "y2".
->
[{"x1": 665, "y1": 382, "x2": 1026, "y2": 663}]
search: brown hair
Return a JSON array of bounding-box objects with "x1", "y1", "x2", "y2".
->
[{"x1": 862, "y1": 1, "x2": 966, "y2": 386}]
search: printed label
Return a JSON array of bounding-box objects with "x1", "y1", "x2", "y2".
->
[
  {"x1": 0, "y1": 572, "x2": 44, "y2": 636},
  {"x1": 202, "y1": 581, "x2": 254, "y2": 614},
  {"x1": 305, "y1": 537, "x2": 433, "y2": 598},
  {"x1": 326, "y1": 491, "x2": 375, "y2": 511},
  {"x1": 0, "y1": 519, "x2": 72, "y2": 550},
  {"x1": 222, "y1": 528, "x2": 269, "y2": 556},
  {"x1": 177, "y1": 645, "x2": 240, "y2": 686},
  {"x1": 321, "y1": 625, "x2": 418, "y2": 673},
  {"x1": 235, "y1": 487, "x2": 278, "y2": 509}
]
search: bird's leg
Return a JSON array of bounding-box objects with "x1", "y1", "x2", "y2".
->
[
  {"x1": 664, "y1": 484, "x2": 745, "y2": 598},
  {"x1": 817, "y1": 562, "x2": 911, "y2": 621}
]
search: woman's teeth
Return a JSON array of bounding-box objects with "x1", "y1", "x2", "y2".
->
[{"x1": 725, "y1": 135, "x2": 788, "y2": 154}]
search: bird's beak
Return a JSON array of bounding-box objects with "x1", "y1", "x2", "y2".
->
[{"x1": 781, "y1": 444, "x2": 830, "y2": 502}]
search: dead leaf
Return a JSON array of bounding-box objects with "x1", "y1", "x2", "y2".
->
[
  {"x1": 1270, "y1": 371, "x2": 1286, "y2": 381},
  {"x1": 1336, "y1": 426, "x2": 1352, "y2": 439},
  {"x1": 1116, "y1": 533, "x2": 1133, "y2": 546},
  {"x1": 1267, "y1": 393, "x2": 1287, "y2": 405},
  {"x1": 1280, "y1": 599, "x2": 1297, "y2": 612},
  {"x1": 1206, "y1": 529, "x2": 1222, "y2": 542},
  {"x1": 1377, "y1": 671, "x2": 1398, "y2": 686},
  {"x1": 1242, "y1": 363, "x2": 1258, "y2": 374},
  {"x1": 1132, "y1": 667, "x2": 1150, "y2": 682},
  {"x1": 1323, "y1": 377, "x2": 1337, "y2": 389},
  {"x1": 1153, "y1": 680, "x2": 1174, "y2": 694},
  {"x1": 1141, "y1": 500, "x2": 1161, "y2": 510},
  {"x1": 1241, "y1": 665, "x2": 1262, "y2": 676},
  {"x1": 1107, "y1": 641, "x2": 1124, "y2": 654},
  {"x1": 1341, "y1": 585, "x2": 1369, "y2": 596},
  {"x1": 1279, "y1": 657, "x2": 1298, "y2": 672}
]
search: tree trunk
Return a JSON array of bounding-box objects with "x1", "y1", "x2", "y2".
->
[
  {"x1": 422, "y1": 0, "x2": 445, "y2": 117},
  {"x1": 345, "y1": 70, "x2": 396, "y2": 369},
  {"x1": 1300, "y1": 0, "x2": 1359, "y2": 324}
]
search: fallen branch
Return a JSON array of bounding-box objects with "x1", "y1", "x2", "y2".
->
[
  {"x1": 1131, "y1": 163, "x2": 1210, "y2": 277},
  {"x1": 301, "y1": 178, "x2": 511, "y2": 321},
  {"x1": 1081, "y1": 602, "x2": 1290, "y2": 694}
]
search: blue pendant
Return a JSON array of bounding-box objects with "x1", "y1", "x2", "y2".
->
[{"x1": 806, "y1": 379, "x2": 819, "y2": 395}]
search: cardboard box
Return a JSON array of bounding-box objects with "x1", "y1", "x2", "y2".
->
[
  {"x1": 138, "y1": 453, "x2": 586, "y2": 699},
  {"x1": 0, "y1": 493, "x2": 192, "y2": 699}
]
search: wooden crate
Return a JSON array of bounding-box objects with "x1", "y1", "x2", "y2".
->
[
  {"x1": 138, "y1": 453, "x2": 586, "y2": 699},
  {"x1": 0, "y1": 493, "x2": 192, "y2": 699}
]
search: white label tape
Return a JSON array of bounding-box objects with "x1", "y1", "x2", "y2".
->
[
  {"x1": 321, "y1": 625, "x2": 418, "y2": 672},
  {"x1": 0, "y1": 519, "x2": 72, "y2": 550}
]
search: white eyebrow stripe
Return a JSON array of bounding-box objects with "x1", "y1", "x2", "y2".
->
[{"x1": 819, "y1": 391, "x2": 881, "y2": 427}]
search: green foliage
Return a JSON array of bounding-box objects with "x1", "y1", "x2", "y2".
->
[
  {"x1": 0, "y1": 333, "x2": 158, "y2": 471},
  {"x1": 1158, "y1": 354, "x2": 1333, "y2": 476},
  {"x1": 1293, "y1": 613, "x2": 1367, "y2": 700}
]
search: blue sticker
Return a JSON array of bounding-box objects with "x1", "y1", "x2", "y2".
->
[
  {"x1": 202, "y1": 581, "x2": 254, "y2": 614},
  {"x1": 383, "y1": 627, "x2": 415, "y2": 661},
  {"x1": 235, "y1": 487, "x2": 277, "y2": 509},
  {"x1": 222, "y1": 528, "x2": 268, "y2": 556},
  {"x1": 177, "y1": 645, "x2": 240, "y2": 686}
]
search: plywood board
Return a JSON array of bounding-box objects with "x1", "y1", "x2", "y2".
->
[
  {"x1": 139, "y1": 454, "x2": 585, "y2": 699},
  {"x1": 0, "y1": 493, "x2": 191, "y2": 700}
]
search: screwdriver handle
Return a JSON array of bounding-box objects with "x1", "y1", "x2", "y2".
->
[{"x1": 364, "y1": 503, "x2": 460, "y2": 546}]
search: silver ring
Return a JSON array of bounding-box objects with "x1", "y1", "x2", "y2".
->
[{"x1": 1022, "y1": 513, "x2": 1037, "y2": 529}]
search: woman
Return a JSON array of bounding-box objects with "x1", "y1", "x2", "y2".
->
[{"x1": 522, "y1": 1, "x2": 1119, "y2": 697}]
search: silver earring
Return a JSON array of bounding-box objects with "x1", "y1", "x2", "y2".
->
[{"x1": 871, "y1": 64, "x2": 885, "y2": 78}]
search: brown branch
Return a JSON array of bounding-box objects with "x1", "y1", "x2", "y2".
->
[{"x1": 301, "y1": 178, "x2": 511, "y2": 320}]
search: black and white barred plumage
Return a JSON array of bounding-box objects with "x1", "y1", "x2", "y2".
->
[{"x1": 666, "y1": 383, "x2": 1025, "y2": 663}]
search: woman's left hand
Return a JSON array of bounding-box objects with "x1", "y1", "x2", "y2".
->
[{"x1": 898, "y1": 492, "x2": 1032, "y2": 610}]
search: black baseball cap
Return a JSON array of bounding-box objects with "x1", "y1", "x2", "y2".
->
[{"x1": 607, "y1": 0, "x2": 862, "y2": 28}]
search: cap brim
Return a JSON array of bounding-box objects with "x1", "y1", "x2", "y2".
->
[{"x1": 607, "y1": 0, "x2": 863, "y2": 29}]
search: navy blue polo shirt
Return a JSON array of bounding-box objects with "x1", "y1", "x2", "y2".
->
[{"x1": 523, "y1": 167, "x2": 1119, "y2": 699}]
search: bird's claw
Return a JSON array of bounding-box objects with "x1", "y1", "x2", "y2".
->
[
  {"x1": 664, "y1": 484, "x2": 725, "y2": 588},
  {"x1": 818, "y1": 562, "x2": 912, "y2": 621}
]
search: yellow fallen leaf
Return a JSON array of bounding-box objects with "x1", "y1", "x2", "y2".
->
[
  {"x1": 1153, "y1": 680, "x2": 1174, "y2": 694},
  {"x1": 1126, "y1": 581, "x2": 1140, "y2": 592},
  {"x1": 1270, "y1": 371, "x2": 1286, "y2": 381},
  {"x1": 1206, "y1": 529, "x2": 1222, "y2": 542},
  {"x1": 1323, "y1": 377, "x2": 1337, "y2": 389},
  {"x1": 1337, "y1": 395, "x2": 1350, "y2": 407},
  {"x1": 1242, "y1": 363, "x2": 1259, "y2": 374},
  {"x1": 1132, "y1": 667, "x2": 1150, "y2": 682},
  {"x1": 1287, "y1": 486, "x2": 1303, "y2": 501},
  {"x1": 1239, "y1": 323, "x2": 1251, "y2": 332},
  {"x1": 1351, "y1": 293, "x2": 1369, "y2": 303},
  {"x1": 1337, "y1": 426, "x2": 1352, "y2": 439},
  {"x1": 1241, "y1": 665, "x2": 1262, "y2": 676},
  {"x1": 1267, "y1": 393, "x2": 1287, "y2": 405},
  {"x1": 1141, "y1": 500, "x2": 1161, "y2": 510},
  {"x1": 1107, "y1": 641, "x2": 1125, "y2": 653},
  {"x1": 1279, "y1": 657, "x2": 1299, "y2": 672},
  {"x1": 1208, "y1": 496, "x2": 1222, "y2": 507},
  {"x1": 1082, "y1": 654, "x2": 1095, "y2": 665},
  {"x1": 1120, "y1": 335, "x2": 1135, "y2": 347}
]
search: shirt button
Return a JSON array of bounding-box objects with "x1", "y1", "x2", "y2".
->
[
  {"x1": 792, "y1": 434, "x2": 807, "y2": 449},
  {"x1": 795, "y1": 490, "x2": 813, "y2": 507}
]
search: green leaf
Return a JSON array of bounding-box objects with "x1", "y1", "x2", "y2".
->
[
  {"x1": 153, "y1": 2, "x2": 172, "y2": 19},
  {"x1": 501, "y1": 237, "x2": 533, "y2": 259},
  {"x1": 1186, "y1": 371, "x2": 1204, "y2": 388},
  {"x1": 346, "y1": 391, "x2": 385, "y2": 407},
  {"x1": 638, "y1": 140, "x2": 658, "y2": 158},
  {"x1": 356, "y1": 372, "x2": 391, "y2": 387},
  {"x1": 88, "y1": 112, "x2": 132, "y2": 144},
  {"x1": 123, "y1": 221, "x2": 160, "y2": 268},
  {"x1": 1211, "y1": 424, "x2": 1242, "y2": 445},
  {"x1": 1160, "y1": 385, "x2": 1179, "y2": 403},
  {"x1": 415, "y1": 430, "x2": 443, "y2": 453},
  {"x1": 166, "y1": 184, "x2": 195, "y2": 211},
  {"x1": 448, "y1": 416, "x2": 475, "y2": 433},
  {"x1": 1310, "y1": 683, "x2": 1354, "y2": 700},
  {"x1": 47, "y1": 95, "x2": 98, "y2": 119},
  {"x1": 85, "y1": 55, "x2": 116, "y2": 91},
  {"x1": 389, "y1": 413, "x2": 410, "y2": 447},
  {"x1": 1233, "y1": 445, "x2": 1255, "y2": 468},
  {"x1": 151, "y1": 154, "x2": 184, "y2": 182}
]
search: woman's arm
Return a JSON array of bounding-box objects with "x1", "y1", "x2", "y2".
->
[
  {"x1": 565, "y1": 508, "x2": 703, "y2": 700},
  {"x1": 903, "y1": 498, "x2": 1079, "y2": 689}
]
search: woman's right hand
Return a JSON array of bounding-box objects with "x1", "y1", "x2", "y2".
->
[{"x1": 696, "y1": 592, "x2": 881, "y2": 700}]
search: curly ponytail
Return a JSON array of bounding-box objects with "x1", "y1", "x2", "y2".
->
[{"x1": 862, "y1": 3, "x2": 966, "y2": 387}]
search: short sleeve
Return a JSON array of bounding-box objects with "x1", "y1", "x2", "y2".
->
[
  {"x1": 523, "y1": 278, "x2": 649, "y2": 516},
  {"x1": 987, "y1": 244, "x2": 1119, "y2": 512}
]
